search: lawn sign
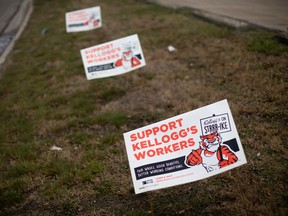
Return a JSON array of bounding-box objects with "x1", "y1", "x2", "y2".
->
[
  {"x1": 80, "y1": 34, "x2": 146, "y2": 80},
  {"x1": 123, "y1": 99, "x2": 247, "y2": 194},
  {"x1": 66, "y1": 6, "x2": 102, "y2": 32}
]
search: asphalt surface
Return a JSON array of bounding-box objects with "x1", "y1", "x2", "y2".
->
[
  {"x1": 0, "y1": 0, "x2": 287, "y2": 67},
  {"x1": 0, "y1": 0, "x2": 32, "y2": 66},
  {"x1": 0, "y1": 0, "x2": 22, "y2": 34},
  {"x1": 149, "y1": 0, "x2": 288, "y2": 32}
]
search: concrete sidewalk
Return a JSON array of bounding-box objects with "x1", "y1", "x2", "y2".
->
[
  {"x1": 0, "y1": 0, "x2": 33, "y2": 66},
  {"x1": 148, "y1": 0, "x2": 288, "y2": 32}
]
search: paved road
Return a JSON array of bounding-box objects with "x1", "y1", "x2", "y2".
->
[
  {"x1": 0, "y1": 0, "x2": 23, "y2": 35},
  {"x1": 149, "y1": 0, "x2": 288, "y2": 32},
  {"x1": 0, "y1": 0, "x2": 32, "y2": 66}
]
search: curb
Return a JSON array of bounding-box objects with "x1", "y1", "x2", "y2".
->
[
  {"x1": 148, "y1": 0, "x2": 288, "y2": 32},
  {"x1": 147, "y1": 0, "x2": 251, "y2": 30},
  {"x1": 187, "y1": 8, "x2": 250, "y2": 29},
  {"x1": 148, "y1": 0, "x2": 288, "y2": 44},
  {"x1": 0, "y1": 0, "x2": 33, "y2": 67}
]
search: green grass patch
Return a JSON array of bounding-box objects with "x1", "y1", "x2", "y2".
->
[
  {"x1": 60, "y1": 200, "x2": 79, "y2": 216},
  {"x1": 129, "y1": 111, "x2": 163, "y2": 126},
  {"x1": 78, "y1": 162, "x2": 105, "y2": 182},
  {"x1": 93, "y1": 181, "x2": 113, "y2": 195},
  {"x1": 6, "y1": 161, "x2": 38, "y2": 178},
  {"x1": 0, "y1": 178, "x2": 27, "y2": 208},
  {"x1": 248, "y1": 35, "x2": 288, "y2": 55},
  {"x1": 88, "y1": 162, "x2": 105, "y2": 174},
  {"x1": 0, "y1": 108, "x2": 35, "y2": 144},
  {"x1": 94, "y1": 111, "x2": 128, "y2": 128},
  {"x1": 99, "y1": 87, "x2": 127, "y2": 102},
  {"x1": 42, "y1": 181, "x2": 69, "y2": 200},
  {"x1": 99, "y1": 133, "x2": 122, "y2": 149},
  {"x1": 67, "y1": 131, "x2": 93, "y2": 145},
  {"x1": 0, "y1": 143, "x2": 40, "y2": 164},
  {"x1": 42, "y1": 159, "x2": 75, "y2": 179}
]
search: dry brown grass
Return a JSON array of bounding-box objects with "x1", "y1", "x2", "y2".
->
[{"x1": 0, "y1": 0, "x2": 287, "y2": 215}]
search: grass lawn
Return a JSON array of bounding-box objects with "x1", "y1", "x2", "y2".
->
[{"x1": 0, "y1": 0, "x2": 287, "y2": 215}]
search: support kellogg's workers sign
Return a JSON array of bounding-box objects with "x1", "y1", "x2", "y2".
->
[
  {"x1": 66, "y1": 6, "x2": 102, "y2": 32},
  {"x1": 80, "y1": 34, "x2": 146, "y2": 80},
  {"x1": 123, "y1": 100, "x2": 247, "y2": 194}
]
